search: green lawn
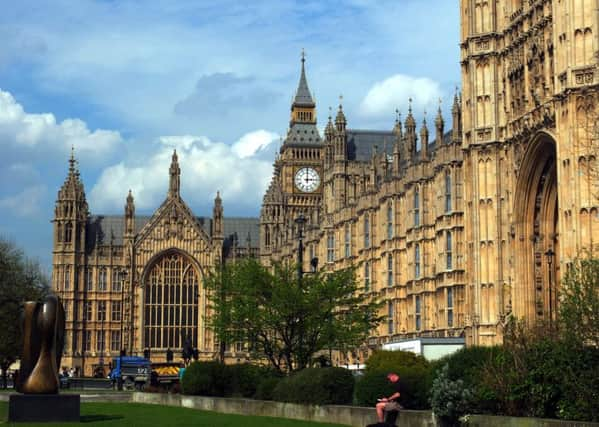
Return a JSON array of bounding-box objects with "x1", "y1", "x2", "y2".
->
[{"x1": 0, "y1": 402, "x2": 347, "y2": 427}]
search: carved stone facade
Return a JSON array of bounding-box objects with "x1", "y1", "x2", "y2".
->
[
  {"x1": 52, "y1": 151, "x2": 259, "y2": 376},
  {"x1": 261, "y1": 0, "x2": 599, "y2": 361}
]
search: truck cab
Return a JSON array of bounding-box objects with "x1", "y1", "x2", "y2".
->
[{"x1": 109, "y1": 356, "x2": 151, "y2": 390}]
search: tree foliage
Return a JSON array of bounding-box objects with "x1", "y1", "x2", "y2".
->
[
  {"x1": 559, "y1": 257, "x2": 599, "y2": 347},
  {"x1": 205, "y1": 258, "x2": 383, "y2": 373},
  {"x1": 0, "y1": 237, "x2": 49, "y2": 387}
]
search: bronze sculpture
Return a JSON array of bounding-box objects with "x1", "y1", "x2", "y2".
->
[{"x1": 17, "y1": 295, "x2": 65, "y2": 394}]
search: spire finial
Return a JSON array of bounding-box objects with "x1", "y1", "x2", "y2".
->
[
  {"x1": 69, "y1": 145, "x2": 76, "y2": 173},
  {"x1": 408, "y1": 97, "x2": 413, "y2": 114},
  {"x1": 339, "y1": 94, "x2": 343, "y2": 108},
  {"x1": 329, "y1": 106, "x2": 333, "y2": 119},
  {"x1": 423, "y1": 109, "x2": 427, "y2": 124},
  {"x1": 301, "y1": 48, "x2": 305, "y2": 64}
]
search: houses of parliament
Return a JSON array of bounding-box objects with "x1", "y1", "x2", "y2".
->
[{"x1": 52, "y1": 0, "x2": 599, "y2": 375}]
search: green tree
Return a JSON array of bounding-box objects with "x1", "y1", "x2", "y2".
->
[
  {"x1": 205, "y1": 259, "x2": 383, "y2": 373},
  {"x1": 0, "y1": 237, "x2": 49, "y2": 389},
  {"x1": 559, "y1": 257, "x2": 599, "y2": 346}
]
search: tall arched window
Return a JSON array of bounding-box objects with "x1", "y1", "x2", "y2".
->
[
  {"x1": 344, "y1": 223, "x2": 351, "y2": 258},
  {"x1": 364, "y1": 214, "x2": 370, "y2": 248},
  {"x1": 364, "y1": 262, "x2": 370, "y2": 291},
  {"x1": 65, "y1": 222, "x2": 73, "y2": 243},
  {"x1": 144, "y1": 252, "x2": 200, "y2": 350},
  {"x1": 414, "y1": 188, "x2": 420, "y2": 227},
  {"x1": 445, "y1": 171, "x2": 452, "y2": 213},
  {"x1": 387, "y1": 253, "x2": 393, "y2": 287},
  {"x1": 387, "y1": 203, "x2": 393, "y2": 239},
  {"x1": 415, "y1": 244, "x2": 421, "y2": 278},
  {"x1": 446, "y1": 231, "x2": 453, "y2": 270},
  {"x1": 265, "y1": 226, "x2": 271, "y2": 247}
]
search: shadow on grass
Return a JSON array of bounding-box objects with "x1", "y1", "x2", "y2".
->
[{"x1": 81, "y1": 414, "x2": 125, "y2": 423}]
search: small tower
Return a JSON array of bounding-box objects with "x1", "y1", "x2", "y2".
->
[
  {"x1": 435, "y1": 99, "x2": 445, "y2": 145},
  {"x1": 392, "y1": 110, "x2": 402, "y2": 176},
  {"x1": 124, "y1": 190, "x2": 135, "y2": 238},
  {"x1": 212, "y1": 191, "x2": 224, "y2": 243},
  {"x1": 420, "y1": 112, "x2": 429, "y2": 161},
  {"x1": 169, "y1": 150, "x2": 181, "y2": 198},
  {"x1": 405, "y1": 98, "x2": 417, "y2": 159},
  {"x1": 334, "y1": 99, "x2": 347, "y2": 160},
  {"x1": 53, "y1": 148, "x2": 88, "y2": 252},
  {"x1": 324, "y1": 108, "x2": 335, "y2": 169},
  {"x1": 451, "y1": 88, "x2": 462, "y2": 143}
]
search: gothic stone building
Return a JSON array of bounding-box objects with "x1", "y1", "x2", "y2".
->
[
  {"x1": 260, "y1": 0, "x2": 599, "y2": 364},
  {"x1": 52, "y1": 151, "x2": 259, "y2": 376}
]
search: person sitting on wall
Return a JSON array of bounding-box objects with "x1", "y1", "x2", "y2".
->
[{"x1": 375, "y1": 373, "x2": 401, "y2": 424}]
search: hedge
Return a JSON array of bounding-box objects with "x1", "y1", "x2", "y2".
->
[{"x1": 273, "y1": 367, "x2": 354, "y2": 405}]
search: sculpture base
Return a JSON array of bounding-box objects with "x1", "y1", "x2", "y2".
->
[{"x1": 8, "y1": 394, "x2": 80, "y2": 422}]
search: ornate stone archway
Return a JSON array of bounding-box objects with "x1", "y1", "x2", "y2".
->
[
  {"x1": 142, "y1": 250, "x2": 202, "y2": 351},
  {"x1": 513, "y1": 132, "x2": 559, "y2": 323}
]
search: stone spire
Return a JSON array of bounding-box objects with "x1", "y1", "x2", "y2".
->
[
  {"x1": 420, "y1": 112, "x2": 429, "y2": 161},
  {"x1": 169, "y1": 150, "x2": 181, "y2": 198},
  {"x1": 325, "y1": 107, "x2": 335, "y2": 140},
  {"x1": 435, "y1": 98, "x2": 445, "y2": 145},
  {"x1": 335, "y1": 97, "x2": 346, "y2": 132},
  {"x1": 125, "y1": 189, "x2": 135, "y2": 236},
  {"x1": 54, "y1": 147, "x2": 88, "y2": 249},
  {"x1": 452, "y1": 87, "x2": 462, "y2": 143},
  {"x1": 212, "y1": 191, "x2": 224, "y2": 240},
  {"x1": 292, "y1": 49, "x2": 315, "y2": 108},
  {"x1": 393, "y1": 109, "x2": 403, "y2": 139},
  {"x1": 405, "y1": 98, "x2": 417, "y2": 157}
]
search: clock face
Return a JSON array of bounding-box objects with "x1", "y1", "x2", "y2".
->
[{"x1": 294, "y1": 167, "x2": 320, "y2": 193}]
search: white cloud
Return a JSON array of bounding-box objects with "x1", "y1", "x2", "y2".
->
[
  {"x1": 0, "y1": 89, "x2": 122, "y2": 159},
  {"x1": 359, "y1": 74, "x2": 442, "y2": 119},
  {"x1": 0, "y1": 185, "x2": 46, "y2": 217},
  {"x1": 89, "y1": 130, "x2": 278, "y2": 215},
  {"x1": 231, "y1": 130, "x2": 279, "y2": 158}
]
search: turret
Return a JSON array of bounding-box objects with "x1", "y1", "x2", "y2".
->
[
  {"x1": 212, "y1": 191, "x2": 224, "y2": 241},
  {"x1": 420, "y1": 113, "x2": 429, "y2": 161},
  {"x1": 290, "y1": 50, "x2": 316, "y2": 127},
  {"x1": 452, "y1": 88, "x2": 462, "y2": 143},
  {"x1": 169, "y1": 150, "x2": 181, "y2": 198},
  {"x1": 392, "y1": 110, "x2": 402, "y2": 176},
  {"x1": 124, "y1": 190, "x2": 135, "y2": 237},
  {"x1": 53, "y1": 148, "x2": 88, "y2": 251},
  {"x1": 334, "y1": 101, "x2": 347, "y2": 161},
  {"x1": 435, "y1": 99, "x2": 445, "y2": 145},
  {"x1": 405, "y1": 99, "x2": 417, "y2": 158},
  {"x1": 324, "y1": 108, "x2": 335, "y2": 168}
]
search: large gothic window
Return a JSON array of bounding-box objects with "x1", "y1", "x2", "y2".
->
[{"x1": 144, "y1": 252, "x2": 200, "y2": 350}]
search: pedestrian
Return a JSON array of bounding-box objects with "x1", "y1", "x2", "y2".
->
[{"x1": 374, "y1": 372, "x2": 401, "y2": 424}]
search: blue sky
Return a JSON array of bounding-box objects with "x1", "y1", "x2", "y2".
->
[{"x1": 0, "y1": 0, "x2": 460, "y2": 271}]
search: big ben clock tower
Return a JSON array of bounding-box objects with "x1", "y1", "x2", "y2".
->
[
  {"x1": 260, "y1": 52, "x2": 323, "y2": 265},
  {"x1": 280, "y1": 52, "x2": 323, "y2": 217}
]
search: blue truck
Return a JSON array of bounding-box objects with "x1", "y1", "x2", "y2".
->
[{"x1": 109, "y1": 356, "x2": 151, "y2": 390}]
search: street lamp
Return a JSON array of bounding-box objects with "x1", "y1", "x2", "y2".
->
[
  {"x1": 544, "y1": 248, "x2": 555, "y2": 326},
  {"x1": 295, "y1": 213, "x2": 307, "y2": 282},
  {"x1": 118, "y1": 269, "x2": 127, "y2": 390}
]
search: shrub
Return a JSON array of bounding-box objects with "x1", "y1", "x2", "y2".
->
[
  {"x1": 365, "y1": 350, "x2": 427, "y2": 372},
  {"x1": 429, "y1": 364, "x2": 474, "y2": 427},
  {"x1": 223, "y1": 363, "x2": 263, "y2": 397},
  {"x1": 273, "y1": 367, "x2": 354, "y2": 405},
  {"x1": 255, "y1": 376, "x2": 281, "y2": 401},
  {"x1": 181, "y1": 361, "x2": 227, "y2": 396}
]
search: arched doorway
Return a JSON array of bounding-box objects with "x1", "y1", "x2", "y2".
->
[
  {"x1": 143, "y1": 251, "x2": 201, "y2": 352},
  {"x1": 513, "y1": 133, "x2": 559, "y2": 323}
]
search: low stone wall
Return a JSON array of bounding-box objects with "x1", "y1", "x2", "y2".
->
[
  {"x1": 131, "y1": 392, "x2": 433, "y2": 426},
  {"x1": 131, "y1": 393, "x2": 599, "y2": 427}
]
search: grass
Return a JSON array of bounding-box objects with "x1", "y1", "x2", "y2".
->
[{"x1": 0, "y1": 402, "x2": 348, "y2": 427}]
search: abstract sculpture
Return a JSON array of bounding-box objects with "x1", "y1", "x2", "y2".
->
[{"x1": 18, "y1": 295, "x2": 65, "y2": 394}]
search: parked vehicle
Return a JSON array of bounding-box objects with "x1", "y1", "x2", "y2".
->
[
  {"x1": 150, "y1": 362, "x2": 183, "y2": 388},
  {"x1": 109, "y1": 356, "x2": 151, "y2": 390}
]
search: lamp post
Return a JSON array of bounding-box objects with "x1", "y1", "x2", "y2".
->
[
  {"x1": 118, "y1": 269, "x2": 127, "y2": 390},
  {"x1": 295, "y1": 213, "x2": 307, "y2": 283},
  {"x1": 544, "y1": 248, "x2": 555, "y2": 326}
]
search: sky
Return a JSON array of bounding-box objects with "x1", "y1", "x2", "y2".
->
[{"x1": 0, "y1": 0, "x2": 460, "y2": 272}]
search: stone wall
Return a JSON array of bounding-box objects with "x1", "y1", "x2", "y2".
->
[{"x1": 130, "y1": 393, "x2": 599, "y2": 427}]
